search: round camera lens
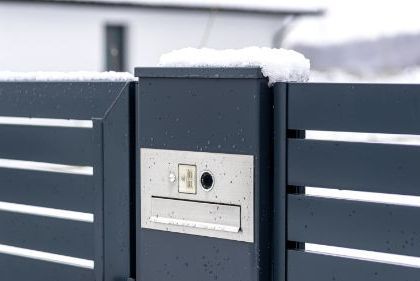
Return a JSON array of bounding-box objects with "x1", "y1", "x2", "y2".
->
[{"x1": 200, "y1": 172, "x2": 214, "y2": 191}]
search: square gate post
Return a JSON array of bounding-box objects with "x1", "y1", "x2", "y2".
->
[{"x1": 136, "y1": 67, "x2": 274, "y2": 281}]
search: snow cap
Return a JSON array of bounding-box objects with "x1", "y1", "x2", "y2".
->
[{"x1": 159, "y1": 47, "x2": 310, "y2": 85}]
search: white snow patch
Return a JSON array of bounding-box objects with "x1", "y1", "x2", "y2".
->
[
  {"x1": 311, "y1": 68, "x2": 420, "y2": 83},
  {"x1": 159, "y1": 47, "x2": 310, "y2": 85},
  {"x1": 0, "y1": 71, "x2": 137, "y2": 82}
]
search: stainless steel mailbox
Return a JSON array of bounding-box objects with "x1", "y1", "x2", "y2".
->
[{"x1": 141, "y1": 148, "x2": 254, "y2": 242}]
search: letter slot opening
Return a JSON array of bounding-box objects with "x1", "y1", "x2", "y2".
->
[{"x1": 150, "y1": 197, "x2": 241, "y2": 233}]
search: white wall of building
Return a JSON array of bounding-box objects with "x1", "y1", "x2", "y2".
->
[{"x1": 0, "y1": 2, "x2": 284, "y2": 72}]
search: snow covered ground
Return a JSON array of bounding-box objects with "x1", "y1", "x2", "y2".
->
[{"x1": 311, "y1": 67, "x2": 420, "y2": 83}]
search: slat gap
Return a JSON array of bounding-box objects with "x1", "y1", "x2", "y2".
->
[
  {"x1": 0, "y1": 201, "x2": 94, "y2": 223},
  {"x1": 0, "y1": 116, "x2": 92, "y2": 128},
  {"x1": 0, "y1": 244, "x2": 94, "y2": 269},
  {"x1": 0, "y1": 159, "x2": 93, "y2": 175},
  {"x1": 305, "y1": 244, "x2": 420, "y2": 269},
  {"x1": 306, "y1": 130, "x2": 420, "y2": 146},
  {"x1": 306, "y1": 187, "x2": 420, "y2": 208}
]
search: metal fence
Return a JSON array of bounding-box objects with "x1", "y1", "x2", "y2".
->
[
  {"x1": 274, "y1": 83, "x2": 420, "y2": 281},
  {"x1": 0, "y1": 81, "x2": 135, "y2": 281},
  {"x1": 0, "y1": 71, "x2": 420, "y2": 281}
]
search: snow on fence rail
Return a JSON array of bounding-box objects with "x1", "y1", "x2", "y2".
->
[{"x1": 0, "y1": 71, "x2": 136, "y2": 82}]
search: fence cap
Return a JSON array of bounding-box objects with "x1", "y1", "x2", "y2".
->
[{"x1": 135, "y1": 67, "x2": 265, "y2": 79}]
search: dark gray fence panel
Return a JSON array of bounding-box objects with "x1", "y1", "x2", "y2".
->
[
  {"x1": 288, "y1": 194, "x2": 420, "y2": 256},
  {"x1": 0, "y1": 125, "x2": 93, "y2": 166},
  {"x1": 0, "y1": 211, "x2": 94, "y2": 259},
  {"x1": 288, "y1": 250, "x2": 420, "y2": 281},
  {"x1": 0, "y1": 81, "x2": 135, "y2": 281},
  {"x1": 0, "y1": 82, "x2": 129, "y2": 119},
  {"x1": 284, "y1": 82, "x2": 420, "y2": 281},
  {"x1": 0, "y1": 168, "x2": 93, "y2": 212},
  {"x1": 0, "y1": 253, "x2": 94, "y2": 281},
  {"x1": 288, "y1": 139, "x2": 420, "y2": 196},
  {"x1": 102, "y1": 83, "x2": 135, "y2": 281},
  {"x1": 287, "y1": 83, "x2": 420, "y2": 134}
]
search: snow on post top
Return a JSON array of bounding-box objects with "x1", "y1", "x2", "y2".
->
[
  {"x1": 158, "y1": 47, "x2": 310, "y2": 85},
  {"x1": 0, "y1": 71, "x2": 137, "y2": 82}
]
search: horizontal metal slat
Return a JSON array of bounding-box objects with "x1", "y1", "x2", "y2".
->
[
  {"x1": 288, "y1": 194, "x2": 420, "y2": 256},
  {"x1": 288, "y1": 250, "x2": 420, "y2": 281},
  {"x1": 0, "y1": 211, "x2": 94, "y2": 260},
  {"x1": 288, "y1": 139, "x2": 420, "y2": 196},
  {"x1": 287, "y1": 83, "x2": 420, "y2": 134},
  {"x1": 0, "y1": 253, "x2": 94, "y2": 281},
  {"x1": 0, "y1": 82, "x2": 129, "y2": 119},
  {"x1": 0, "y1": 124, "x2": 93, "y2": 166},
  {"x1": 0, "y1": 168, "x2": 94, "y2": 213}
]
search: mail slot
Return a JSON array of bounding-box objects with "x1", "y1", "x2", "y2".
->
[
  {"x1": 150, "y1": 197, "x2": 241, "y2": 233},
  {"x1": 136, "y1": 67, "x2": 273, "y2": 281}
]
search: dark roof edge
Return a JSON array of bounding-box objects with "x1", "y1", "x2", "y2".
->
[
  {"x1": 1, "y1": 0, "x2": 325, "y2": 16},
  {"x1": 135, "y1": 67, "x2": 266, "y2": 79}
]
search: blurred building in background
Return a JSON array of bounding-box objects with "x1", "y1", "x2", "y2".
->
[{"x1": 0, "y1": 0, "x2": 323, "y2": 72}]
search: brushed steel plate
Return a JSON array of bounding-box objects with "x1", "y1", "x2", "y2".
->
[{"x1": 140, "y1": 148, "x2": 254, "y2": 242}]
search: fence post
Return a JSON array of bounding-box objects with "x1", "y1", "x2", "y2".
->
[
  {"x1": 93, "y1": 118, "x2": 105, "y2": 281},
  {"x1": 101, "y1": 84, "x2": 136, "y2": 281},
  {"x1": 273, "y1": 83, "x2": 288, "y2": 281},
  {"x1": 136, "y1": 67, "x2": 273, "y2": 281}
]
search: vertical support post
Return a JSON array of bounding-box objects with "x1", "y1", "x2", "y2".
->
[
  {"x1": 102, "y1": 84, "x2": 135, "y2": 281},
  {"x1": 93, "y1": 118, "x2": 105, "y2": 281},
  {"x1": 273, "y1": 83, "x2": 288, "y2": 281}
]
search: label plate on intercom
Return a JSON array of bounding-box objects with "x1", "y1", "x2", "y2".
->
[
  {"x1": 178, "y1": 164, "x2": 197, "y2": 194},
  {"x1": 140, "y1": 148, "x2": 254, "y2": 242}
]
